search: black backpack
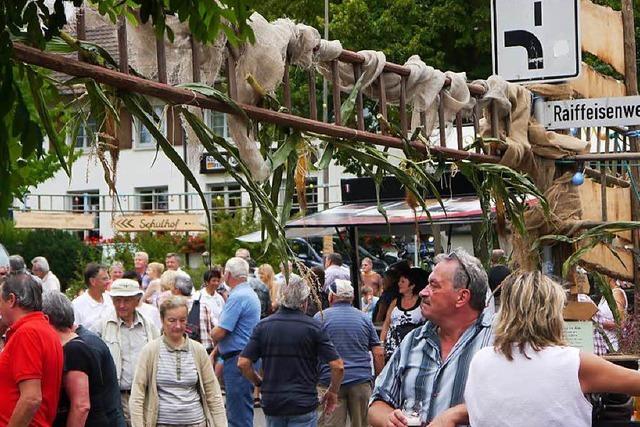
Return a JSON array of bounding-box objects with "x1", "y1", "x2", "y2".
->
[{"x1": 186, "y1": 296, "x2": 201, "y2": 342}]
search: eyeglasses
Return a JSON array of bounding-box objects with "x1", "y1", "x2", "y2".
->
[{"x1": 448, "y1": 252, "x2": 471, "y2": 290}]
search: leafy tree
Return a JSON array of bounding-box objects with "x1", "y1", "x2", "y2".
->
[
  {"x1": 0, "y1": 219, "x2": 101, "y2": 289},
  {"x1": 256, "y1": 0, "x2": 492, "y2": 79},
  {"x1": 0, "y1": 0, "x2": 255, "y2": 217}
]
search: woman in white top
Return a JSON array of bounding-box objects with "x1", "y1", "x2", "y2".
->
[{"x1": 429, "y1": 271, "x2": 640, "y2": 427}]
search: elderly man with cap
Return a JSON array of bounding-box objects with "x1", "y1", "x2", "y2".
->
[
  {"x1": 238, "y1": 274, "x2": 344, "y2": 427},
  {"x1": 315, "y1": 279, "x2": 384, "y2": 427},
  {"x1": 95, "y1": 278, "x2": 160, "y2": 425}
]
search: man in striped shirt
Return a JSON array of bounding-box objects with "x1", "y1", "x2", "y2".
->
[{"x1": 368, "y1": 249, "x2": 494, "y2": 427}]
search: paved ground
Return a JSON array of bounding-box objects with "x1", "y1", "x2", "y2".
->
[{"x1": 254, "y1": 407, "x2": 266, "y2": 427}]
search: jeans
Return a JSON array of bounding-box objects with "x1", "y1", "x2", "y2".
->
[
  {"x1": 266, "y1": 410, "x2": 318, "y2": 427},
  {"x1": 223, "y1": 355, "x2": 254, "y2": 427}
]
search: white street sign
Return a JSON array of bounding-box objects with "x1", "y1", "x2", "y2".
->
[
  {"x1": 543, "y1": 96, "x2": 640, "y2": 129},
  {"x1": 492, "y1": 0, "x2": 580, "y2": 83}
]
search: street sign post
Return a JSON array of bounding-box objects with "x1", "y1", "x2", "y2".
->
[
  {"x1": 492, "y1": 0, "x2": 580, "y2": 83},
  {"x1": 543, "y1": 96, "x2": 640, "y2": 129},
  {"x1": 14, "y1": 212, "x2": 96, "y2": 230}
]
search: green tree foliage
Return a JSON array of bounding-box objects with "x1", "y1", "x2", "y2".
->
[
  {"x1": 256, "y1": 0, "x2": 492, "y2": 79},
  {"x1": 0, "y1": 219, "x2": 101, "y2": 289},
  {"x1": 0, "y1": 0, "x2": 255, "y2": 217}
]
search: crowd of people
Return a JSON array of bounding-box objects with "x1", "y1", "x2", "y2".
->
[{"x1": 1, "y1": 246, "x2": 640, "y2": 427}]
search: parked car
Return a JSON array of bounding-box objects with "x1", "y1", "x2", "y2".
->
[{"x1": 288, "y1": 237, "x2": 387, "y2": 274}]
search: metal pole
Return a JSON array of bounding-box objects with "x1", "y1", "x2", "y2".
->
[
  {"x1": 322, "y1": 0, "x2": 330, "y2": 210},
  {"x1": 348, "y1": 226, "x2": 361, "y2": 309}
]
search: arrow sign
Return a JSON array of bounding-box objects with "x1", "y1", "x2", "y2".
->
[
  {"x1": 112, "y1": 214, "x2": 206, "y2": 232},
  {"x1": 492, "y1": 0, "x2": 580, "y2": 83}
]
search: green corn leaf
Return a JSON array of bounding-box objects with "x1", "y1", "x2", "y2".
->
[
  {"x1": 592, "y1": 272, "x2": 621, "y2": 325},
  {"x1": 121, "y1": 93, "x2": 213, "y2": 255},
  {"x1": 25, "y1": 67, "x2": 69, "y2": 176},
  {"x1": 316, "y1": 142, "x2": 335, "y2": 170},
  {"x1": 176, "y1": 82, "x2": 248, "y2": 121},
  {"x1": 340, "y1": 73, "x2": 365, "y2": 125}
]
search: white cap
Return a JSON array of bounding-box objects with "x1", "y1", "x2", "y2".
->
[{"x1": 329, "y1": 279, "x2": 354, "y2": 299}]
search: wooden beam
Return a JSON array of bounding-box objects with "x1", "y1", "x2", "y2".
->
[
  {"x1": 622, "y1": 0, "x2": 640, "y2": 293},
  {"x1": 12, "y1": 43, "x2": 501, "y2": 163},
  {"x1": 584, "y1": 167, "x2": 631, "y2": 188}
]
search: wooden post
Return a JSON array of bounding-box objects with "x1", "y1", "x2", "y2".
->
[
  {"x1": 308, "y1": 70, "x2": 317, "y2": 120},
  {"x1": 378, "y1": 74, "x2": 388, "y2": 134},
  {"x1": 283, "y1": 61, "x2": 292, "y2": 112},
  {"x1": 117, "y1": 16, "x2": 132, "y2": 150},
  {"x1": 331, "y1": 60, "x2": 341, "y2": 125},
  {"x1": 353, "y1": 63, "x2": 365, "y2": 131},
  {"x1": 76, "y1": 7, "x2": 85, "y2": 62},
  {"x1": 400, "y1": 76, "x2": 408, "y2": 137},
  {"x1": 623, "y1": 0, "x2": 640, "y2": 293},
  {"x1": 438, "y1": 89, "x2": 446, "y2": 147}
]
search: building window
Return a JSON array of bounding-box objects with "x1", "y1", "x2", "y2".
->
[
  {"x1": 137, "y1": 187, "x2": 169, "y2": 212},
  {"x1": 291, "y1": 177, "x2": 319, "y2": 215},
  {"x1": 135, "y1": 105, "x2": 165, "y2": 148},
  {"x1": 206, "y1": 110, "x2": 229, "y2": 139},
  {"x1": 68, "y1": 191, "x2": 100, "y2": 239},
  {"x1": 75, "y1": 118, "x2": 97, "y2": 149},
  {"x1": 209, "y1": 183, "x2": 242, "y2": 214}
]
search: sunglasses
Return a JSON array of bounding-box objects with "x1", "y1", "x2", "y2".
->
[{"x1": 448, "y1": 252, "x2": 471, "y2": 290}]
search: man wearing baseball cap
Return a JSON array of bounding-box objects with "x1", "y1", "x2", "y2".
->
[
  {"x1": 94, "y1": 278, "x2": 159, "y2": 425},
  {"x1": 315, "y1": 279, "x2": 384, "y2": 427}
]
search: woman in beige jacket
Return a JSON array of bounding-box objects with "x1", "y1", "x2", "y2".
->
[{"x1": 129, "y1": 296, "x2": 227, "y2": 427}]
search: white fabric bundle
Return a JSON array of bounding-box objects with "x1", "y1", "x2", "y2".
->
[{"x1": 230, "y1": 12, "x2": 324, "y2": 181}]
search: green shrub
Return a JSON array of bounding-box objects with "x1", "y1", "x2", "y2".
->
[{"x1": 0, "y1": 220, "x2": 101, "y2": 291}]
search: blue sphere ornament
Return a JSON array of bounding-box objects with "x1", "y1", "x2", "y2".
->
[{"x1": 572, "y1": 172, "x2": 585, "y2": 186}]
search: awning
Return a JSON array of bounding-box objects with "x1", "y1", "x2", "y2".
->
[
  {"x1": 285, "y1": 196, "x2": 486, "y2": 229},
  {"x1": 236, "y1": 226, "x2": 345, "y2": 243}
]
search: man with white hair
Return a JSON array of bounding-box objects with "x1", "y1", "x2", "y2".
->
[
  {"x1": 95, "y1": 278, "x2": 159, "y2": 425},
  {"x1": 31, "y1": 256, "x2": 61, "y2": 292},
  {"x1": 315, "y1": 279, "x2": 384, "y2": 427},
  {"x1": 133, "y1": 251, "x2": 150, "y2": 289},
  {"x1": 238, "y1": 274, "x2": 344, "y2": 427},
  {"x1": 212, "y1": 257, "x2": 261, "y2": 427}
]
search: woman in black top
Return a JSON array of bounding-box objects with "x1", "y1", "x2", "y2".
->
[
  {"x1": 380, "y1": 267, "x2": 428, "y2": 360},
  {"x1": 42, "y1": 291, "x2": 110, "y2": 427}
]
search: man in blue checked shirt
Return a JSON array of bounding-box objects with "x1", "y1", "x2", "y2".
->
[{"x1": 368, "y1": 248, "x2": 494, "y2": 427}]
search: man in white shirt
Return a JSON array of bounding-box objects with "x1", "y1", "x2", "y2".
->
[
  {"x1": 95, "y1": 279, "x2": 159, "y2": 425},
  {"x1": 72, "y1": 262, "x2": 113, "y2": 332},
  {"x1": 134, "y1": 251, "x2": 151, "y2": 289},
  {"x1": 194, "y1": 267, "x2": 225, "y2": 326},
  {"x1": 165, "y1": 252, "x2": 183, "y2": 272},
  {"x1": 31, "y1": 256, "x2": 61, "y2": 292}
]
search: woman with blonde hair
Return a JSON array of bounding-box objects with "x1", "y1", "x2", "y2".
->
[
  {"x1": 258, "y1": 263, "x2": 279, "y2": 312},
  {"x1": 145, "y1": 269, "x2": 179, "y2": 308},
  {"x1": 130, "y1": 296, "x2": 227, "y2": 427},
  {"x1": 433, "y1": 270, "x2": 640, "y2": 427},
  {"x1": 142, "y1": 262, "x2": 165, "y2": 306}
]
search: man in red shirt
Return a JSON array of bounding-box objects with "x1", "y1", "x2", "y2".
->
[{"x1": 0, "y1": 272, "x2": 63, "y2": 426}]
